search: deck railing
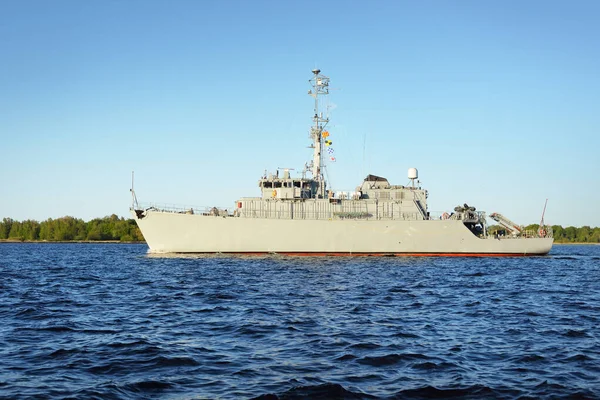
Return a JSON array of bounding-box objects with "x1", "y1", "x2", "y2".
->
[
  {"x1": 237, "y1": 204, "x2": 424, "y2": 221},
  {"x1": 136, "y1": 202, "x2": 232, "y2": 216}
]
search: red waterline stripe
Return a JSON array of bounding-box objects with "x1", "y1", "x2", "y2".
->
[
  {"x1": 279, "y1": 252, "x2": 541, "y2": 257},
  {"x1": 173, "y1": 252, "x2": 544, "y2": 257}
]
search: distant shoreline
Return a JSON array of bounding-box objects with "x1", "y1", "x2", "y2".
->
[
  {"x1": 0, "y1": 239, "x2": 146, "y2": 244},
  {"x1": 0, "y1": 240, "x2": 596, "y2": 246},
  {"x1": 553, "y1": 242, "x2": 599, "y2": 245}
]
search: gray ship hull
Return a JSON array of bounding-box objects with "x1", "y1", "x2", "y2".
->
[
  {"x1": 132, "y1": 210, "x2": 553, "y2": 256},
  {"x1": 130, "y1": 70, "x2": 554, "y2": 257}
]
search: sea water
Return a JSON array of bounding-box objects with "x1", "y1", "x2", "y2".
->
[{"x1": 0, "y1": 243, "x2": 598, "y2": 399}]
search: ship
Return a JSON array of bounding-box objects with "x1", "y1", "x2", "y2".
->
[{"x1": 130, "y1": 69, "x2": 553, "y2": 256}]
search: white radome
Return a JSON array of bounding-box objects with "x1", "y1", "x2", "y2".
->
[{"x1": 408, "y1": 168, "x2": 418, "y2": 180}]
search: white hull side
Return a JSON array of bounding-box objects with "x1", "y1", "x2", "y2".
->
[{"x1": 132, "y1": 211, "x2": 553, "y2": 255}]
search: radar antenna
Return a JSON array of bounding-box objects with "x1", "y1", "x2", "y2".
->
[{"x1": 307, "y1": 69, "x2": 330, "y2": 197}]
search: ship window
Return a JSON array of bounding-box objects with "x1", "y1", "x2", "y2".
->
[
  {"x1": 264, "y1": 182, "x2": 273, "y2": 188},
  {"x1": 274, "y1": 182, "x2": 282, "y2": 188},
  {"x1": 294, "y1": 181, "x2": 301, "y2": 188}
]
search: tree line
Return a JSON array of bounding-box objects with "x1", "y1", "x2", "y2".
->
[
  {"x1": 489, "y1": 224, "x2": 600, "y2": 243},
  {"x1": 0, "y1": 215, "x2": 144, "y2": 242}
]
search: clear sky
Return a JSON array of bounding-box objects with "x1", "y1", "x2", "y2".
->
[{"x1": 1, "y1": 0, "x2": 599, "y2": 227}]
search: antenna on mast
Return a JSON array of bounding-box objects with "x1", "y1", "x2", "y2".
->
[
  {"x1": 307, "y1": 68, "x2": 330, "y2": 198},
  {"x1": 130, "y1": 171, "x2": 139, "y2": 209},
  {"x1": 362, "y1": 132, "x2": 367, "y2": 180},
  {"x1": 540, "y1": 198, "x2": 548, "y2": 227}
]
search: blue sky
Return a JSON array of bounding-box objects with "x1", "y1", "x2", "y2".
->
[{"x1": 1, "y1": 0, "x2": 599, "y2": 227}]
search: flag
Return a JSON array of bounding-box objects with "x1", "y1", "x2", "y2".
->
[
  {"x1": 322, "y1": 131, "x2": 330, "y2": 138},
  {"x1": 327, "y1": 148, "x2": 334, "y2": 154},
  {"x1": 325, "y1": 140, "x2": 332, "y2": 146},
  {"x1": 330, "y1": 157, "x2": 336, "y2": 162}
]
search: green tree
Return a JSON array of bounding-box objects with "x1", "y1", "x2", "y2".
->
[
  {"x1": 564, "y1": 226, "x2": 577, "y2": 242},
  {"x1": 552, "y1": 225, "x2": 564, "y2": 241},
  {"x1": 591, "y1": 228, "x2": 600, "y2": 243},
  {"x1": 8, "y1": 221, "x2": 23, "y2": 240},
  {"x1": 19, "y1": 220, "x2": 40, "y2": 240},
  {"x1": 0, "y1": 218, "x2": 14, "y2": 239},
  {"x1": 577, "y1": 226, "x2": 591, "y2": 243},
  {"x1": 39, "y1": 218, "x2": 54, "y2": 240}
]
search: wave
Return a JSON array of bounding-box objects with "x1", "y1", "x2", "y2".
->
[
  {"x1": 394, "y1": 384, "x2": 519, "y2": 399},
  {"x1": 563, "y1": 354, "x2": 594, "y2": 362},
  {"x1": 251, "y1": 383, "x2": 537, "y2": 400},
  {"x1": 563, "y1": 329, "x2": 589, "y2": 338},
  {"x1": 123, "y1": 379, "x2": 175, "y2": 392},
  {"x1": 149, "y1": 355, "x2": 200, "y2": 367},
  {"x1": 348, "y1": 342, "x2": 382, "y2": 350},
  {"x1": 357, "y1": 353, "x2": 430, "y2": 366},
  {"x1": 465, "y1": 271, "x2": 486, "y2": 277},
  {"x1": 336, "y1": 354, "x2": 358, "y2": 361},
  {"x1": 16, "y1": 325, "x2": 119, "y2": 334},
  {"x1": 390, "y1": 331, "x2": 420, "y2": 338},
  {"x1": 48, "y1": 348, "x2": 83, "y2": 358},
  {"x1": 251, "y1": 382, "x2": 376, "y2": 399}
]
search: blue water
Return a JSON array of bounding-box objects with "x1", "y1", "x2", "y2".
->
[{"x1": 0, "y1": 244, "x2": 599, "y2": 399}]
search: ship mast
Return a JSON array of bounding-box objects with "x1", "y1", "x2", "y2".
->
[{"x1": 308, "y1": 69, "x2": 330, "y2": 195}]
